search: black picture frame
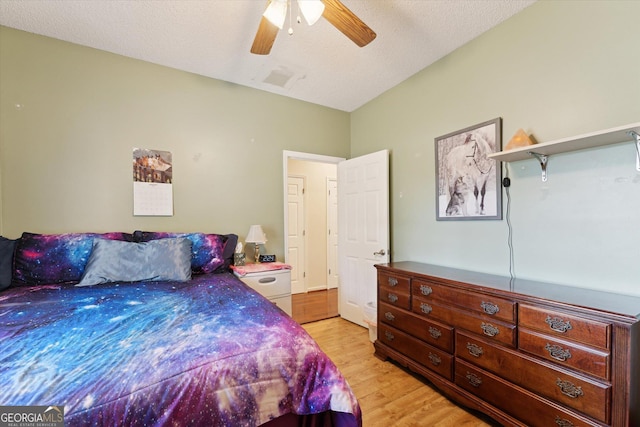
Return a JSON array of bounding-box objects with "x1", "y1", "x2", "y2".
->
[{"x1": 435, "y1": 118, "x2": 502, "y2": 221}]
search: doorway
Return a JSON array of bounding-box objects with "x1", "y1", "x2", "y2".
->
[
  {"x1": 283, "y1": 151, "x2": 344, "y2": 322},
  {"x1": 283, "y1": 150, "x2": 390, "y2": 326}
]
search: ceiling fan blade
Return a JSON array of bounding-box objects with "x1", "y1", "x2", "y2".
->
[
  {"x1": 251, "y1": 15, "x2": 279, "y2": 55},
  {"x1": 322, "y1": 0, "x2": 376, "y2": 47}
]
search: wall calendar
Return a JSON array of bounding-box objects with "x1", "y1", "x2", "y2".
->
[{"x1": 132, "y1": 148, "x2": 173, "y2": 216}]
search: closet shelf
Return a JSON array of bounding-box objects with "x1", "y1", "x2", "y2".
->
[{"x1": 487, "y1": 122, "x2": 640, "y2": 181}]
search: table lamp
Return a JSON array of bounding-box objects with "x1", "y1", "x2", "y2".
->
[{"x1": 245, "y1": 225, "x2": 267, "y2": 263}]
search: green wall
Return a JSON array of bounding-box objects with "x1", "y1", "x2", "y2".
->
[
  {"x1": 0, "y1": 26, "x2": 350, "y2": 260},
  {"x1": 2, "y1": 1, "x2": 639, "y2": 296},
  {"x1": 351, "y1": 1, "x2": 640, "y2": 295}
]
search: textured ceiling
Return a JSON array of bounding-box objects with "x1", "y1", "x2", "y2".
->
[{"x1": 0, "y1": 0, "x2": 536, "y2": 112}]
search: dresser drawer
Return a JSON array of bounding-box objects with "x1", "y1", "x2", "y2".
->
[
  {"x1": 456, "y1": 331, "x2": 611, "y2": 423},
  {"x1": 455, "y1": 360, "x2": 604, "y2": 427},
  {"x1": 378, "y1": 324, "x2": 453, "y2": 380},
  {"x1": 519, "y1": 328, "x2": 610, "y2": 381},
  {"x1": 413, "y1": 279, "x2": 515, "y2": 323},
  {"x1": 519, "y1": 304, "x2": 611, "y2": 350},
  {"x1": 379, "y1": 302, "x2": 453, "y2": 352},
  {"x1": 379, "y1": 287, "x2": 410, "y2": 310},
  {"x1": 378, "y1": 271, "x2": 410, "y2": 293},
  {"x1": 413, "y1": 297, "x2": 516, "y2": 348}
]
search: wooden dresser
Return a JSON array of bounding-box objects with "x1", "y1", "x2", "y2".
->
[{"x1": 374, "y1": 262, "x2": 639, "y2": 427}]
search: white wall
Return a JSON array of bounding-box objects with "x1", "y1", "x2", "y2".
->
[{"x1": 351, "y1": 1, "x2": 640, "y2": 296}]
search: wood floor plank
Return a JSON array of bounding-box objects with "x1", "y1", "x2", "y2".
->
[{"x1": 303, "y1": 317, "x2": 498, "y2": 426}]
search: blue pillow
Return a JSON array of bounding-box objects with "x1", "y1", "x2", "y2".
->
[
  {"x1": 134, "y1": 231, "x2": 237, "y2": 274},
  {"x1": 77, "y1": 237, "x2": 192, "y2": 287},
  {"x1": 0, "y1": 236, "x2": 17, "y2": 290}
]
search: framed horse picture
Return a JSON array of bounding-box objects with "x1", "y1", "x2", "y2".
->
[{"x1": 435, "y1": 118, "x2": 502, "y2": 221}]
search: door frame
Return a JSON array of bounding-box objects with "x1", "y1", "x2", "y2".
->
[{"x1": 282, "y1": 151, "x2": 345, "y2": 275}]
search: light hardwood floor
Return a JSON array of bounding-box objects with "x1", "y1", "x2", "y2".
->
[{"x1": 303, "y1": 317, "x2": 498, "y2": 427}]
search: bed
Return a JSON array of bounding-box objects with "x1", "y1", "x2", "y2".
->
[{"x1": 0, "y1": 231, "x2": 361, "y2": 427}]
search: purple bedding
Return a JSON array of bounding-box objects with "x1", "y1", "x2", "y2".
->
[{"x1": 0, "y1": 273, "x2": 361, "y2": 426}]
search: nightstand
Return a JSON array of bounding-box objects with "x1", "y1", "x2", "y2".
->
[{"x1": 234, "y1": 267, "x2": 292, "y2": 316}]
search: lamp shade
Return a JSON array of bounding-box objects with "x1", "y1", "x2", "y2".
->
[
  {"x1": 263, "y1": 0, "x2": 287, "y2": 29},
  {"x1": 245, "y1": 225, "x2": 267, "y2": 244},
  {"x1": 298, "y1": 0, "x2": 325, "y2": 26}
]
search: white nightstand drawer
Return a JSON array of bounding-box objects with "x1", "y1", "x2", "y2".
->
[{"x1": 238, "y1": 269, "x2": 291, "y2": 299}]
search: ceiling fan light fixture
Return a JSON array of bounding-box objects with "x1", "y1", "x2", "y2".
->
[
  {"x1": 263, "y1": 0, "x2": 287, "y2": 30},
  {"x1": 251, "y1": 0, "x2": 376, "y2": 55},
  {"x1": 297, "y1": 0, "x2": 325, "y2": 26}
]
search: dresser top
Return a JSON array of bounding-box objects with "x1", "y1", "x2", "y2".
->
[{"x1": 376, "y1": 261, "x2": 640, "y2": 319}]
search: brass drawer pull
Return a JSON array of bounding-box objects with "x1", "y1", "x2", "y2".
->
[
  {"x1": 480, "y1": 301, "x2": 500, "y2": 315},
  {"x1": 545, "y1": 343, "x2": 572, "y2": 362},
  {"x1": 546, "y1": 315, "x2": 573, "y2": 333},
  {"x1": 385, "y1": 331, "x2": 395, "y2": 341},
  {"x1": 387, "y1": 293, "x2": 398, "y2": 303},
  {"x1": 388, "y1": 277, "x2": 398, "y2": 287},
  {"x1": 466, "y1": 372, "x2": 482, "y2": 387},
  {"x1": 428, "y1": 326, "x2": 442, "y2": 339},
  {"x1": 428, "y1": 353, "x2": 441, "y2": 366},
  {"x1": 420, "y1": 303, "x2": 432, "y2": 315},
  {"x1": 466, "y1": 342, "x2": 483, "y2": 357},
  {"x1": 384, "y1": 312, "x2": 395, "y2": 322},
  {"x1": 554, "y1": 416, "x2": 574, "y2": 427},
  {"x1": 481, "y1": 322, "x2": 499, "y2": 337},
  {"x1": 556, "y1": 378, "x2": 583, "y2": 399},
  {"x1": 420, "y1": 285, "x2": 432, "y2": 296}
]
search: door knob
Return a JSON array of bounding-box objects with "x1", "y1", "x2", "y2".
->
[{"x1": 373, "y1": 249, "x2": 386, "y2": 256}]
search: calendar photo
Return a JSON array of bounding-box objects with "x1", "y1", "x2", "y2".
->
[{"x1": 133, "y1": 148, "x2": 173, "y2": 216}]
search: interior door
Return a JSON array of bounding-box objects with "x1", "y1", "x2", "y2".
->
[
  {"x1": 287, "y1": 175, "x2": 306, "y2": 294},
  {"x1": 338, "y1": 150, "x2": 390, "y2": 327}
]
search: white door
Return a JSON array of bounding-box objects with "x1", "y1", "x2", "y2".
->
[
  {"x1": 338, "y1": 150, "x2": 390, "y2": 327},
  {"x1": 287, "y1": 176, "x2": 306, "y2": 294},
  {"x1": 327, "y1": 178, "x2": 338, "y2": 289}
]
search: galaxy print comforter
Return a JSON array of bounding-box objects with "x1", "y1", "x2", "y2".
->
[{"x1": 0, "y1": 273, "x2": 361, "y2": 426}]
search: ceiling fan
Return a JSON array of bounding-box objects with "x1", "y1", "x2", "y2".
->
[{"x1": 251, "y1": 0, "x2": 376, "y2": 55}]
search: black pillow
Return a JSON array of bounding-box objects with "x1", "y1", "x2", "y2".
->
[{"x1": 0, "y1": 236, "x2": 17, "y2": 290}]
